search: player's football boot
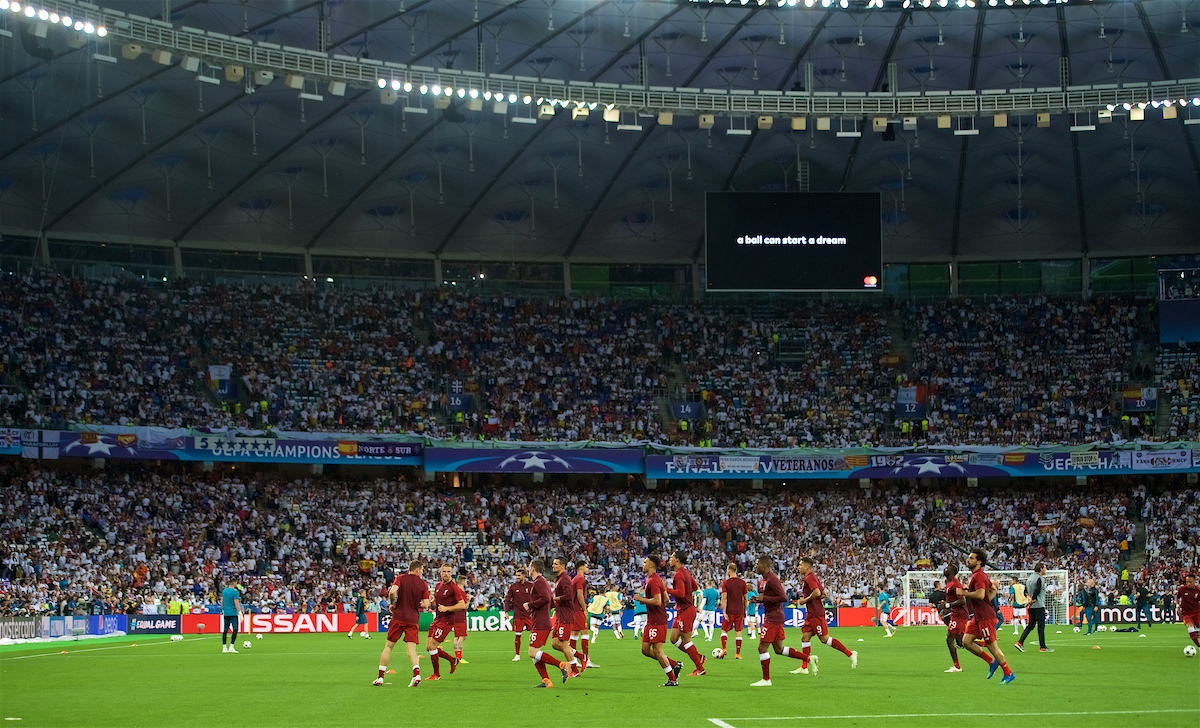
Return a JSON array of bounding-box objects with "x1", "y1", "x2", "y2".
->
[
  {"x1": 1039, "y1": 648, "x2": 1054, "y2": 653},
  {"x1": 849, "y1": 651, "x2": 857, "y2": 669},
  {"x1": 986, "y1": 661, "x2": 1000, "y2": 679},
  {"x1": 561, "y1": 666, "x2": 571, "y2": 684},
  {"x1": 458, "y1": 658, "x2": 469, "y2": 664},
  {"x1": 1013, "y1": 642, "x2": 1026, "y2": 653},
  {"x1": 671, "y1": 661, "x2": 682, "y2": 681},
  {"x1": 449, "y1": 657, "x2": 460, "y2": 674},
  {"x1": 511, "y1": 655, "x2": 523, "y2": 661},
  {"x1": 944, "y1": 666, "x2": 962, "y2": 673},
  {"x1": 660, "y1": 680, "x2": 679, "y2": 687},
  {"x1": 810, "y1": 655, "x2": 820, "y2": 674},
  {"x1": 426, "y1": 674, "x2": 441, "y2": 681},
  {"x1": 788, "y1": 665, "x2": 808, "y2": 675},
  {"x1": 372, "y1": 677, "x2": 384, "y2": 686},
  {"x1": 735, "y1": 652, "x2": 743, "y2": 659},
  {"x1": 689, "y1": 656, "x2": 706, "y2": 676},
  {"x1": 585, "y1": 659, "x2": 599, "y2": 668},
  {"x1": 749, "y1": 679, "x2": 772, "y2": 687},
  {"x1": 716, "y1": 649, "x2": 727, "y2": 659},
  {"x1": 408, "y1": 676, "x2": 420, "y2": 688},
  {"x1": 534, "y1": 679, "x2": 553, "y2": 688},
  {"x1": 1000, "y1": 674, "x2": 1016, "y2": 684}
]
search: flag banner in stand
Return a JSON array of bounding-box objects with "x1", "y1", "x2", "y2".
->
[
  {"x1": 0, "y1": 427, "x2": 20, "y2": 456},
  {"x1": 423, "y1": 447, "x2": 643, "y2": 473},
  {"x1": 21, "y1": 429, "x2": 59, "y2": 459}
]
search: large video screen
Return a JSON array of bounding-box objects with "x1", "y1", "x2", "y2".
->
[{"x1": 705, "y1": 192, "x2": 882, "y2": 292}]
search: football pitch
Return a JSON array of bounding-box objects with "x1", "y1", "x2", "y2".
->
[{"x1": 2, "y1": 627, "x2": 1197, "y2": 727}]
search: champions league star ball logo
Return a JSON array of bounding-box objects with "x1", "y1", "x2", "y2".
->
[{"x1": 498, "y1": 451, "x2": 573, "y2": 471}]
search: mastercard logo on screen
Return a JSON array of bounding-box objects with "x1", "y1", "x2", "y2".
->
[{"x1": 863, "y1": 276, "x2": 879, "y2": 288}]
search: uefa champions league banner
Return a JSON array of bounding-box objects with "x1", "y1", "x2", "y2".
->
[
  {"x1": 423, "y1": 447, "x2": 643, "y2": 473},
  {"x1": 645, "y1": 450, "x2": 1200, "y2": 479},
  {"x1": 53, "y1": 431, "x2": 422, "y2": 465}
]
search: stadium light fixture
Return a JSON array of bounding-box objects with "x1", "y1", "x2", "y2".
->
[
  {"x1": 419, "y1": 84, "x2": 428, "y2": 94},
  {"x1": 431, "y1": 84, "x2": 441, "y2": 95},
  {"x1": 377, "y1": 78, "x2": 387, "y2": 88},
  {"x1": 392, "y1": 79, "x2": 402, "y2": 91},
  {"x1": 83, "y1": 22, "x2": 94, "y2": 34},
  {"x1": 49, "y1": 11, "x2": 58, "y2": 22},
  {"x1": 37, "y1": 8, "x2": 47, "y2": 20},
  {"x1": 508, "y1": 93, "x2": 518, "y2": 103},
  {"x1": 8, "y1": 2, "x2": 18, "y2": 12},
  {"x1": 522, "y1": 94, "x2": 532, "y2": 104},
  {"x1": 469, "y1": 88, "x2": 478, "y2": 98},
  {"x1": 62, "y1": 14, "x2": 71, "y2": 26},
  {"x1": 483, "y1": 90, "x2": 493, "y2": 100},
  {"x1": 22, "y1": 4, "x2": 32, "y2": 16}
]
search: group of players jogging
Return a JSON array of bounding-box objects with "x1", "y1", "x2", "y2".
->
[{"x1": 370, "y1": 545, "x2": 1200, "y2": 689}]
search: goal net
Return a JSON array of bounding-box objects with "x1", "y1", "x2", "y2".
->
[{"x1": 900, "y1": 569, "x2": 1071, "y2": 627}]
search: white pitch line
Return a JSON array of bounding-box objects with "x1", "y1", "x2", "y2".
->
[
  {"x1": 2, "y1": 637, "x2": 206, "y2": 660},
  {"x1": 712, "y1": 709, "x2": 1200, "y2": 721}
]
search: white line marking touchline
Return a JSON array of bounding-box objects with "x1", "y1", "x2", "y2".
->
[
  {"x1": 710, "y1": 709, "x2": 1200, "y2": 722},
  {"x1": 2, "y1": 637, "x2": 205, "y2": 660}
]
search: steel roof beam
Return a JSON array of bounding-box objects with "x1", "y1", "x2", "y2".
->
[
  {"x1": 949, "y1": 6, "x2": 987, "y2": 259},
  {"x1": 1055, "y1": 6, "x2": 1089, "y2": 256},
  {"x1": 1135, "y1": 1, "x2": 1200, "y2": 194}
]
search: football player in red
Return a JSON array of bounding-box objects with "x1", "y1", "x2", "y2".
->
[
  {"x1": 550, "y1": 557, "x2": 582, "y2": 677},
  {"x1": 505, "y1": 567, "x2": 534, "y2": 662},
  {"x1": 959, "y1": 548, "x2": 1015, "y2": 684},
  {"x1": 749, "y1": 555, "x2": 807, "y2": 686},
  {"x1": 523, "y1": 559, "x2": 571, "y2": 687},
  {"x1": 667, "y1": 551, "x2": 707, "y2": 676},
  {"x1": 790, "y1": 556, "x2": 856, "y2": 676},
  {"x1": 1177, "y1": 573, "x2": 1200, "y2": 649},
  {"x1": 633, "y1": 554, "x2": 681, "y2": 686},
  {"x1": 718, "y1": 563, "x2": 747, "y2": 659},
  {"x1": 941, "y1": 563, "x2": 970, "y2": 672},
  {"x1": 424, "y1": 564, "x2": 464, "y2": 681},
  {"x1": 374, "y1": 560, "x2": 430, "y2": 687}
]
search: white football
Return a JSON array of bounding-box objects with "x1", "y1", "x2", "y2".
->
[
  {"x1": 1098, "y1": 625, "x2": 1107, "y2": 632},
  {"x1": 170, "y1": 634, "x2": 183, "y2": 642},
  {"x1": 1185, "y1": 645, "x2": 1197, "y2": 658},
  {"x1": 1073, "y1": 627, "x2": 1080, "y2": 633},
  {"x1": 242, "y1": 640, "x2": 252, "y2": 649},
  {"x1": 256, "y1": 633, "x2": 263, "y2": 640},
  {"x1": 712, "y1": 648, "x2": 723, "y2": 658}
]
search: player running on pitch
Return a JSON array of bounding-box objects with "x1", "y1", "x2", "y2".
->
[
  {"x1": 572, "y1": 561, "x2": 590, "y2": 669},
  {"x1": 699, "y1": 581, "x2": 719, "y2": 641},
  {"x1": 790, "y1": 557, "x2": 857, "y2": 676},
  {"x1": 587, "y1": 582, "x2": 623, "y2": 652},
  {"x1": 633, "y1": 554, "x2": 682, "y2": 687},
  {"x1": 959, "y1": 548, "x2": 1015, "y2": 684},
  {"x1": 523, "y1": 559, "x2": 571, "y2": 688},
  {"x1": 718, "y1": 563, "x2": 747, "y2": 659},
  {"x1": 666, "y1": 551, "x2": 707, "y2": 676},
  {"x1": 1177, "y1": 573, "x2": 1200, "y2": 650},
  {"x1": 749, "y1": 555, "x2": 808, "y2": 687},
  {"x1": 373, "y1": 560, "x2": 430, "y2": 687},
  {"x1": 941, "y1": 564, "x2": 969, "y2": 672},
  {"x1": 550, "y1": 557, "x2": 582, "y2": 677},
  {"x1": 505, "y1": 567, "x2": 534, "y2": 661},
  {"x1": 424, "y1": 564, "x2": 464, "y2": 681},
  {"x1": 452, "y1": 571, "x2": 470, "y2": 663},
  {"x1": 878, "y1": 584, "x2": 898, "y2": 637}
]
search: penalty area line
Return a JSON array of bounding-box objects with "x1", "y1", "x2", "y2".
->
[
  {"x1": 709, "y1": 709, "x2": 1200, "y2": 722},
  {"x1": 2, "y1": 637, "x2": 206, "y2": 660}
]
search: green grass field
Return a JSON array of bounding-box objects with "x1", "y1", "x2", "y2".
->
[{"x1": 3, "y1": 626, "x2": 1198, "y2": 727}]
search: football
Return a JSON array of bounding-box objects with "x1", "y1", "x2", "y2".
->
[
  {"x1": 256, "y1": 633, "x2": 263, "y2": 640},
  {"x1": 242, "y1": 641, "x2": 252, "y2": 649},
  {"x1": 1073, "y1": 627, "x2": 1080, "y2": 633},
  {"x1": 711, "y1": 648, "x2": 723, "y2": 658},
  {"x1": 169, "y1": 634, "x2": 183, "y2": 642},
  {"x1": 1185, "y1": 645, "x2": 1197, "y2": 658},
  {"x1": 1098, "y1": 625, "x2": 1107, "y2": 632}
]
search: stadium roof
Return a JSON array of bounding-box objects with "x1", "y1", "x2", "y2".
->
[{"x1": 1, "y1": 0, "x2": 1198, "y2": 265}]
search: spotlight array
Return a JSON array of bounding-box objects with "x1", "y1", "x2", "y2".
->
[{"x1": 0, "y1": 0, "x2": 103, "y2": 35}]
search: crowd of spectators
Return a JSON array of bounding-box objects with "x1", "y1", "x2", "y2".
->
[
  {"x1": 4, "y1": 459, "x2": 1187, "y2": 621},
  {"x1": 3, "y1": 270, "x2": 1197, "y2": 448}
]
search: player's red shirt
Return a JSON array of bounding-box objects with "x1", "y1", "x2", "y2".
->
[
  {"x1": 759, "y1": 571, "x2": 787, "y2": 625},
  {"x1": 452, "y1": 583, "x2": 469, "y2": 625},
  {"x1": 390, "y1": 573, "x2": 429, "y2": 625},
  {"x1": 433, "y1": 580, "x2": 460, "y2": 623},
  {"x1": 504, "y1": 580, "x2": 534, "y2": 620},
  {"x1": 800, "y1": 572, "x2": 825, "y2": 623},
  {"x1": 966, "y1": 569, "x2": 997, "y2": 623},
  {"x1": 721, "y1": 577, "x2": 747, "y2": 617},
  {"x1": 528, "y1": 574, "x2": 554, "y2": 630},
  {"x1": 945, "y1": 577, "x2": 969, "y2": 623},
  {"x1": 645, "y1": 572, "x2": 669, "y2": 626},
  {"x1": 572, "y1": 573, "x2": 587, "y2": 612},
  {"x1": 553, "y1": 570, "x2": 577, "y2": 624},
  {"x1": 669, "y1": 567, "x2": 699, "y2": 610},
  {"x1": 1177, "y1": 585, "x2": 1200, "y2": 615}
]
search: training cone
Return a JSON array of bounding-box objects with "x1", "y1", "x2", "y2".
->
[
  {"x1": 1093, "y1": 646, "x2": 1101, "y2": 650},
  {"x1": 857, "y1": 638, "x2": 864, "y2": 642}
]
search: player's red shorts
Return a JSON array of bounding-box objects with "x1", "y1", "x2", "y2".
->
[
  {"x1": 453, "y1": 622, "x2": 467, "y2": 637},
  {"x1": 722, "y1": 614, "x2": 745, "y2": 632},
  {"x1": 513, "y1": 617, "x2": 532, "y2": 633},
  {"x1": 965, "y1": 618, "x2": 997, "y2": 643},
  {"x1": 642, "y1": 624, "x2": 667, "y2": 644},
  {"x1": 552, "y1": 623, "x2": 572, "y2": 641},
  {"x1": 529, "y1": 629, "x2": 550, "y2": 649},
  {"x1": 387, "y1": 620, "x2": 419, "y2": 644},
  {"x1": 1182, "y1": 612, "x2": 1199, "y2": 629},
  {"x1": 428, "y1": 620, "x2": 452, "y2": 643},
  {"x1": 672, "y1": 607, "x2": 697, "y2": 633},
  {"x1": 573, "y1": 610, "x2": 587, "y2": 632},
  {"x1": 803, "y1": 619, "x2": 829, "y2": 639},
  {"x1": 945, "y1": 617, "x2": 966, "y2": 636},
  {"x1": 759, "y1": 622, "x2": 786, "y2": 644}
]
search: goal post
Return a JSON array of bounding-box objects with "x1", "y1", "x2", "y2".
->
[{"x1": 900, "y1": 570, "x2": 1071, "y2": 627}]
